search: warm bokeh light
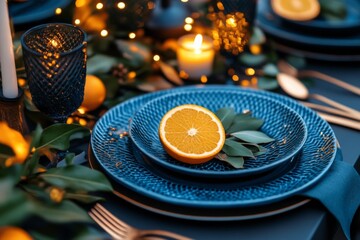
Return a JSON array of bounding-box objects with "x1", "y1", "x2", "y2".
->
[
  {"x1": 117, "y1": 2, "x2": 126, "y2": 9},
  {"x1": 18, "y1": 78, "x2": 26, "y2": 87},
  {"x1": 96, "y1": 2, "x2": 104, "y2": 9},
  {"x1": 181, "y1": 0, "x2": 188, "y2": 2},
  {"x1": 79, "y1": 119, "x2": 87, "y2": 126},
  {"x1": 100, "y1": 29, "x2": 108, "y2": 37},
  {"x1": 185, "y1": 17, "x2": 194, "y2": 24},
  {"x1": 129, "y1": 32, "x2": 136, "y2": 39},
  {"x1": 75, "y1": 0, "x2": 87, "y2": 8},
  {"x1": 250, "y1": 44, "x2": 262, "y2": 55},
  {"x1": 184, "y1": 24, "x2": 192, "y2": 31},
  {"x1": 153, "y1": 54, "x2": 160, "y2": 61},
  {"x1": 232, "y1": 75, "x2": 239, "y2": 81},
  {"x1": 55, "y1": 8, "x2": 62, "y2": 15},
  {"x1": 245, "y1": 68, "x2": 255, "y2": 76},
  {"x1": 226, "y1": 16, "x2": 237, "y2": 27},
  {"x1": 251, "y1": 77, "x2": 258, "y2": 86},
  {"x1": 74, "y1": 19, "x2": 81, "y2": 25},
  {"x1": 179, "y1": 70, "x2": 189, "y2": 79},
  {"x1": 200, "y1": 75, "x2": 208, "y2": 83},
  {"x1": 0, "y1": 122, "x2": 30, "y2": 167},
  {"x1": 78, "y1": 108, "x2": 86, "y2": 114},
  {"x1": 147, "y1": 1, "x2": 155, "y2": 9},
  {"x1": 241, "y1": 79, "x2": 250, "y2": 87},
  {"x1": 66, "y1": 117, "x2": 74, "y2": 124},
  {"x1": 128, "y1": 71, "x2": 137, "y2": 79}
]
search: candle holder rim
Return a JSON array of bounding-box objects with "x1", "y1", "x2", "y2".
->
[
  {"x1": 178, "y1": 33, "x2": 214, "y2": 51},
  {"x1": 20, "y1": 23, "x2": 87, "y2": 57}
]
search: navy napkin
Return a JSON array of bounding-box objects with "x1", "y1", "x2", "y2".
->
[{"x1": 300, "y1": 149, "x2": 360, "y2": 240}]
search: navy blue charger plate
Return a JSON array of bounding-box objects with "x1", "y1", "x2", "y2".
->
[
  {"x1": 129, "y1": 91, "x2": 307, "y2": 178},
  {"x1": 91, "y1": 86, "x2": 336, "y2": 208}
]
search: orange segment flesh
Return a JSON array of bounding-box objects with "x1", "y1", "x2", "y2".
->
[
  {"x1": 159, "y1": 104, "x2": 226, "y2": 164},
  {"x1": 271, "y1": 0, "x2": 320, "y2": 21}
]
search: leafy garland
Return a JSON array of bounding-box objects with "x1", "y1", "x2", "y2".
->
[
  {"x1": 214, "y1": 108, "x2": 274, "y2": 168},
  {"x1": 0, "y1": 123, "x2": 112, "y2": 239}
]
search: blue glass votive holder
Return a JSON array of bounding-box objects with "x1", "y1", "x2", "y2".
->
[{"x1": 21, "y1": 23, "x2": 87, "y2": 122}]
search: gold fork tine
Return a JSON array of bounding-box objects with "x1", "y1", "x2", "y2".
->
[
  {"x1": 90, "y1": 203, "x2": 192, "y2": 240},
  {"x1": 94, "y1": 203, "x2": 130, "y2": 231},
  {"x1": 88, "y1": 210, "x2": 126, "y2": 239}
]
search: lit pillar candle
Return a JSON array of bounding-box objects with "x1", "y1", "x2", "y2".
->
[
  {"x1": 177, "y1": 34, "x2": 215, "y2": 79},
  {"x1": 0, "y1": 0, "x2": 18, "y2": 98}
]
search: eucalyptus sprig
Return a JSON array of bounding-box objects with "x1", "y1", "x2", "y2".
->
[{"x1": 214, "y1": 108, "x2": 274, "y2": 169}]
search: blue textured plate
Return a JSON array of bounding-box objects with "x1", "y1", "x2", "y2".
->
[
  {"x1": 129, "y1": 91, "x2": 307, "y2": 178},
  {"x1": 9, "y1": 0, "x2": 72, "y2": 25},
  {"x1": 257, "y1": 0, "x2": 360, "y2": 53},
  {"x1": 91, "y1": 86, "x2": 337, "y2": 208}
]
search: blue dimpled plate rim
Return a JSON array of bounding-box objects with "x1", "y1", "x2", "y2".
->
[
  {"x1": 129, "y1": 91, "x2": 308, "y2": 178},
  {"x1": 91, "y1": 86, "x2": 337, "y2": 208}
]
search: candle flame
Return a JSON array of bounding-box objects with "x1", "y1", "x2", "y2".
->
[{"x1": 194, "y1": 34, "x2": 203, "y2": 54}]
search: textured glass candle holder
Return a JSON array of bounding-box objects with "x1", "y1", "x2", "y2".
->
[
  {"x1": 208, "y1": 0, "x2": 257, "y2": 55},
  {"x1": 21, "y1": 23, "x2": 87, "y2": 122}
]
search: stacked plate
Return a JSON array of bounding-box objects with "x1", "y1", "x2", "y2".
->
[
  {"x1": 90, "y1": 85, "x2": 337, "y2": 220},
  {"x1": 256, "y1": 0, "x2": 360, "y2": 61}
]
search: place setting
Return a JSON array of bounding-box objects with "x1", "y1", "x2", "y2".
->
[
  {"x1": 0, "y1": 0, "x2": 360, "y2": 239},
  {"x1": 257, "y1": 0, "x2": 360, "y2": 61}
]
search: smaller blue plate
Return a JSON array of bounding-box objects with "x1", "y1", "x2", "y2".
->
[{"x1": 129, "y1": 91, "x2": 307, "y2": 178}]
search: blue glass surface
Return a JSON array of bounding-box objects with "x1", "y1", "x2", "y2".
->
[
  {"x1": 91, "y1": 86, "x2": 336, "y2": 208},
  {"x1": 129, "y1": 91, "x2": 307, "y2": 178}
]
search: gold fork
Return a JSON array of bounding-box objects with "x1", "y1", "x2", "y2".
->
[{"x1": 89, "y1": 203, "x2": 192, "y2": 240}]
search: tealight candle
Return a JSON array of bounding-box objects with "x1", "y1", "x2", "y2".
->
[
  {"x1": 0, "y1": 0, "x2": 18, "y2": 98},
  {"x1": 177, "y1": 34, "x2": 215, "y2": 79}
]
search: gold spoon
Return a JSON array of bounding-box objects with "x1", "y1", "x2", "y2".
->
[
  {"x1": 277, "y1": 60, "x2": 360, "y2": 96},
  {"x1": 277, "y1": 73, "x2": 360, "y2": 121}
]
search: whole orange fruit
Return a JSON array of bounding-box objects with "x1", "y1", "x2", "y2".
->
[
  {"x1": 0, "y1": 227, "x2": 32, "y2": 240},
  {"x1": 80, "y1": 75, "x2": 106, "y2": 112}
]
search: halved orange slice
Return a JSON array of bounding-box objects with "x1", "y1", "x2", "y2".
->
[
  {"x1": 159, "y1": 104, "x2": 226, "y2": 164},
  {"x1": 271, "y1": 0, "x2": 321, "y2": 21}
]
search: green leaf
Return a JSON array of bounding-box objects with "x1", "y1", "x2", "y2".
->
[
  {"x1": 216, "y1": 153, "x2": 245, "y2": 168},
  {"x1": 227, "y1": 117, "x2": 264, "y2": 133},
  {"x1": 30, "y1": 124, "x2": 43, "y2": 149},
  {"x1": 32, "y1": 200, "x2": 91, "y2": 223},
  {"x1": 37, "y1": 124, "x2": 90, "y2": 151},
  {"x1": 0, "y1": 189, "x2": 33, "y2": 225},
  {"x1": 65, "y1": 153, "x2": 75, "y2": 166},
  {"x1": 225, "y1": 156, "x2": 245, "y2": 168},
  {"x1": 64, "y1": 192, "x2": 104, "y2": 203},
  {"x1": 23, "y1": 150, "x2": 40, "y2": 176},
  {"x1": 87, "y1": 54, "x2": 118, "y2": 74},
  {"x1": 40, "y1": 165, "x2": 113, "y2": 192},
  {"x1": 222, "y1": 139, "x2": 254, "y2": 157},
  {"x1": 319, "y1": 0, "x2": 347, "y2": 20},
  {"x1": 215, "y1": 108, "x2": 236, "y2": 131},
  {"x1": 239, "y1": 53, "x2": 267, "y2": 67},
  {"x1": 231, "y1": 131, "x2": 274, "y2": 144},
  {"x1": 257, "y1": 76, "x2": 279, "y2": 90},
  {"x1": 249, "y1": 26, "x2": 266, "y2": 45},
  {"x1": 263, "y1": 63, "x2": 279, "y2": 77},
  {"x1": 0, "y1": 143, "x2": 14, "y2": 163}
]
